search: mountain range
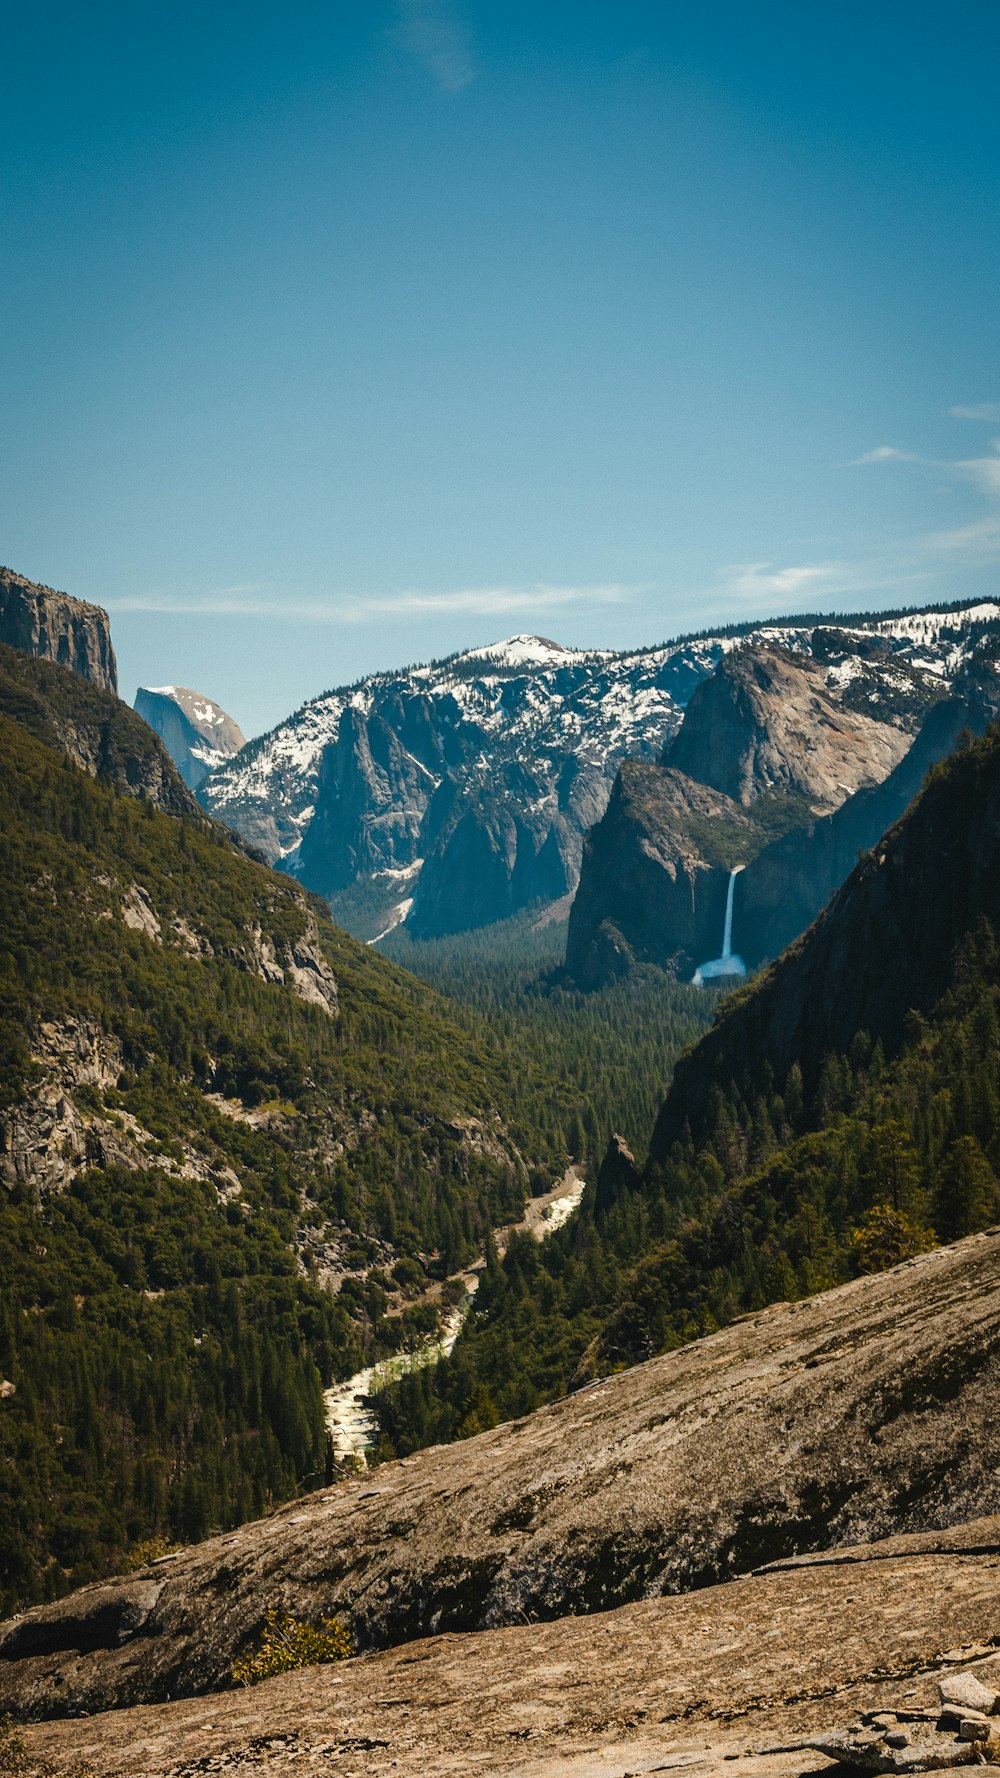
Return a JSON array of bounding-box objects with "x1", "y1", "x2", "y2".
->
[{"x1": 198, "y1": 603, "x2": 1000, "y2": 945}]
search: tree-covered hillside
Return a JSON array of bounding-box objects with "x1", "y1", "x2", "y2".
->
[
  {"x1": 382, "y1": 914, "x2": 710, "y2": 1169},
  {"x1": 0, "y1": 680, "x2": 569, "y2": 1612},
  {"x1": 373, "y1": 727, "x2": 1000, "y2": 1458}
]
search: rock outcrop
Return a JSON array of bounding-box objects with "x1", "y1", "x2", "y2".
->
[
  {"x1": 565, "y1": 762, "x2": 756, "y2": 984},
  {"x1": 0, "y1": 565, "x2": 117, "y2": 693},
  {"x1": 5, "y1": 1227, "x2": 1000, "y2": 1719},
  {"x1": 594, "y1": 1131, "x2": 640, "y2": 1218},
  {"x1": 134, "y1": 686, "x2": 245, "y2": 790}
]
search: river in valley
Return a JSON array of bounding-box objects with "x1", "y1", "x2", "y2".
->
[{"x1": 323, "y1": 1165, "x2": 586, "y2": 1465}]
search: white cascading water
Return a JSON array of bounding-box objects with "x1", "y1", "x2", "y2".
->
[{"x1": 693, "y1": 865, "x2": 747, "y2": 987}]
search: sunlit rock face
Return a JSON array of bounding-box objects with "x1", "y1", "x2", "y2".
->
[
  {"x1": 0, "y1": 566, "x2": 118, "y2": 694},
  {"x1": 135, "y1": 686, "x2": 245, "y2": 791}
]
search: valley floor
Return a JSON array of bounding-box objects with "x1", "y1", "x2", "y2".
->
[{"x1": 23, "y1": 1518, "x2": 1000, "y2": 1777}]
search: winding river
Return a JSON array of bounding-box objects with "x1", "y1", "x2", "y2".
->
[{"x1": 323, "y1": 1166, "x2": 586, "y2": 1465}]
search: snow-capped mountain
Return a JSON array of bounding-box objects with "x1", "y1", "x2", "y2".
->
[
  {"x1": 199, "y1": 603, "x2": 1000, "y2": 940},
  {"x1": 135, "y1": 685, "x2": 246, "y2": 791}
]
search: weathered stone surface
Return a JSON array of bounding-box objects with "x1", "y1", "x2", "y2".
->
[
  {"x1": 938, "y1": 1671, "x2": 998, "y2": 1713},
  {"x1": 809, "y1": 1723, "x2": 978, "y2": 1769},
  {"x1": 6, "y1": 1231, "x2": 1000, "y2": 1721},
  {"x1": 0, "y1": 565, "x2": 117, "y2": 692},
  {"x1": 17, "y1": 1531, "x2": 1000, "y2": 1776},
  {"x1": 0, "y1": 1580, "x2": 163, "y2": 1661}
]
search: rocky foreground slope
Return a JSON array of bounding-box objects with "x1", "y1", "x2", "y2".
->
[
  {"x1": 17, "y1": 1522, "x2": 1000, "y2": 1776},
  {"x1": 5, "y1": 1228, "x2": 1000, "y2": 1722}
]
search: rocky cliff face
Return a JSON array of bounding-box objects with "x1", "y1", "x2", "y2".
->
[
  {"x1": 735, "y1": 693, "x2": 993, "y2": 969},
  {"x1": 565, "y1": 762, "x2": 757, "y2": 984},
  {"x1": 664, "y1": 643, "x2": 911, "y2": 809},
  {"x1": 565, "y1": 638, "x2": 944, "y2": 986},
  {"x1": 5, "y1": 1227, "x2": 1000, "y2": 1720},
  {"x1": 297, "y1": 701, "x2": 441, "y2": 895},
  {"x1": 134, "y1": 686, "x2": 245, "y2": 790},
  {"x1": 651, "y1": 717, "x2": 1000, "y2": 1157},
  {"x1": 0, "y1": 566, "x2": 117, "y2": 693},
  {"x1": 570, "y1": 692, "x2": 991, "y2": 987}
]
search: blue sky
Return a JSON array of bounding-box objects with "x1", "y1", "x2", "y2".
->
[{"x1": 3, "y1": 0, "x2": 999, "y2": 736}]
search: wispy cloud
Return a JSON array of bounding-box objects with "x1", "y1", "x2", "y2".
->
[
  {"x1": 720, "y1": 561, "x2": 846, "y2": 603},
  {"x1": 955, "y1": 445, "x2": 1000, "y2": 499},
  {"x1": 851, "y1": 445, "x2": 924, "y2": 466},
  {"x1": 105, "y1": 582, "x2": 636, "y2": 624},
  {"x1": 924, "y1": 514, "x2": 1000, "y2": 557},
  {"x1": 950, "y1": 403, "x2": 1000, "y2": 423},
  {"x1": 392, "y1": 0, "x2": 475, "y2": 93}
]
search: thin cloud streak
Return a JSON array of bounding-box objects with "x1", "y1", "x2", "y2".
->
[
  {"x1": 392, "y1": 0, "x2": 475, "y2": 93},
  {"x1": 851, "y1": 445, "x2": 923, "y2": 466},
  {"x1": 721, "y1": 561, "x2": 844, "y2": 602},
  {"x1": 950, "y1": 404, "x2": 1000, "y2": 423},
  {"x1": 924, "y1": 515, "x2": 1000, "y2": 558},
  {"x1": 105, "y1": 582, "x2": 637, "y2": 624}
]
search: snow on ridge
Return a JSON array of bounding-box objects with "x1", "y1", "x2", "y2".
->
[
  {"x1": 451, "y1": 634, "x2": 602, "y2": 670},
  {"x1": 201, "y1": 604, "x2": 1000, "y2": 848}
]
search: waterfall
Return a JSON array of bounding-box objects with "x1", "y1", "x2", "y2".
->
[
  {"x1": 721, "y1": 865, "x2": 740, "y2": 960},
  {"x1": 693, "y1": 864, "x2": 747, "y2": 988}
]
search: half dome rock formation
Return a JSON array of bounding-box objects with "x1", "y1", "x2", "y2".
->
[
  {"x1": 0, "y1": 565, "x2": 117, "y2": 693},
  {"x1": 134, "y1": 685, "x2": 246, "y2": 791}
]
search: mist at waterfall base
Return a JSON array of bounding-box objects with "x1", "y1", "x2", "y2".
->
[{"x1": 693, "y1": 867, "x2": 748, "y2": 988}]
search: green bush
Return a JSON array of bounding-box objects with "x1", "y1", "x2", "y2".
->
[{"x1": 231, "y1": 1611, "x2": 352, "y2": 1686}]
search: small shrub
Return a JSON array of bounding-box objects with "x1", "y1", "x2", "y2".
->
[
  {"x1": 231, "y1": 1611, "x2": 352, "y2": 1687},
  {"x1": 121, "y1": 1536, "x2": 181, "y2": 1573},
  {"x1": 848, "y1": 1203, "x2": 935, "y2": 1274}
]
